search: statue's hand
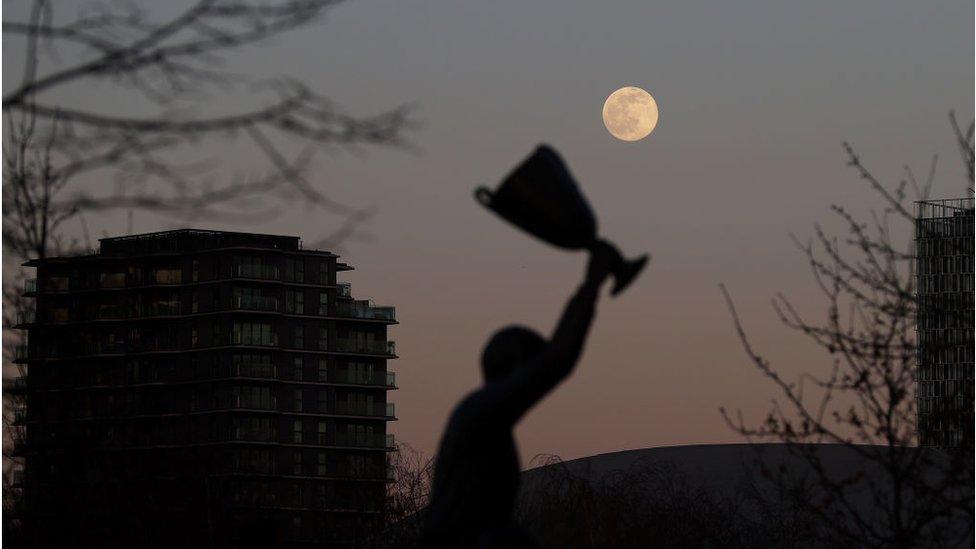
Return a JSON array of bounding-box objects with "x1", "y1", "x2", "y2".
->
[{"x1": 586, "y1": 239, "x2": 617, "y2": 287}]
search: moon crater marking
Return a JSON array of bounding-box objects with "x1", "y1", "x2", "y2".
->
[{"x1": 602, "y1": 86, "x2": 658, "y2": 142}]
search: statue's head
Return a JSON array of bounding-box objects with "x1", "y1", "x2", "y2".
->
[{"x1": 481, "y1": 325, "x2": 545, "y2": 382}]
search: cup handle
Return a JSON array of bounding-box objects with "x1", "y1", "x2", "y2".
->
[{"x1": 474, "y1": 187, "x2": 494, "y2": 207}]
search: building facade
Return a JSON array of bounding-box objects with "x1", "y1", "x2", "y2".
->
[
  {"x1": 11, "y1": 230, "x2": 398, "y2": 547},
  {"x1": 915, "y1": 198, "x2": 974, "y2": 449}
]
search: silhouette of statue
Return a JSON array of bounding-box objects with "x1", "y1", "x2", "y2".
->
[{"x1": 420, "y1": 242, "x2": 617, "y2": 548}]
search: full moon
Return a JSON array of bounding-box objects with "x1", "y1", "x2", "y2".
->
[{"x1": 602, "y1": 86, "x2": 658, "y2": 141}]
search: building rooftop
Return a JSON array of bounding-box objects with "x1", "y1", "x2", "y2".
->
[
  {"x1": 26, "y1": 229, "x2": 343, "y2": 265},
  {"x1": 915, "y1": 197, "x2": 974, "y2": 220}
]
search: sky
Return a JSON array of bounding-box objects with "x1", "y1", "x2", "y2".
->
[{"x1": 3, "y1": 0, "x2": 974, "y2": 463}]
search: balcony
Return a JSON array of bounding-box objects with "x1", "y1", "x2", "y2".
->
[
  {"x1": 333, "y1": 339, "x2": 396, "y2": 356},
  {"x1": 96, "y1": 306, "x2": 127, "y2": 320},
  {"x1": 146, "y1": 301, "x2": 181, "y2": 317},
  {"x1": 235, "y1": 264, "x2": 279, "y2": 280},
  {"x1": 386, "y1": 371, "x2": 397, "y2": 388},
  {"x1": 81, "y1": 341, "x2": 127, "y2": 355},
  {"x1": 100, "y1": 273, "x2": 127, "y2": 288},
  {"x1": 151, "y1": 269, "x2": 182, "y2": 285},
  {"x1": 331, "y1": 402, "x2": 394, "y2": 418},
  {"x1": 333, "y1": 300, "x2": 396, "y2": 321},
  {"x1": 330, "y1": 433, "x2": 393, "y2": 449},
  {"x1": 230, "y1": 334, "x2": 279, "y2": 347},
  {"x1": 9, "y1": 377, "x2": 27, "y2": 392},
  {"x1": 233, "y1": 295, "x2": 279, "y2": 312},
  {"x1": 15, "y1": 310, "x2": 36, "y2": 325}
]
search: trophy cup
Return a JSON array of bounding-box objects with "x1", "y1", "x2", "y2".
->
[{"x1": 475, "y1": 144, "x2": 648, "y2": 296}]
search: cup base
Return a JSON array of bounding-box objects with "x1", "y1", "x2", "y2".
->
[{"x1": 611, "y1": 255, "x2": 649, "y2": 296}]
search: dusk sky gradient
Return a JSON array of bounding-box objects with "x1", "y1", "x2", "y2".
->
[{"x1": 3, "y1": 0, "x2": 973, "y2": 463}]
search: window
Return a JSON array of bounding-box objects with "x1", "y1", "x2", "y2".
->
[
  {"x1": 192, "y1": 260, "x2": 199, "y2": 282},
  {"x1": 294, "y1": 389, "x2": 303, "y2": 411},
  {"x1": 286, "y1": 290, "x2": 304, "y2": 314},
  {"x1": 317, "y1": 359, "x2": 328, "y2": 382},
  {"x1": 318, "y1": 293, "x2": 328, "y2": 315},
  {"x1": 237, "y1": 449, "x2": 272, "y2": 473},
  {"x1": 293, "y1": 357, "x2": 303, "y2": 380},
  {"x1": 318, "y1": 328, "x2": 328, "y2": 351},
  {"x1": 350, "y1": 362, "x2": 374, "y2": 385},
  {"x1": 294, "y1": 327, "x2": 304, "y2": 349},
  {"x1": 191, "y1": 292, "x2": 199, "y2": 313},
  {"x1": 293, "y1": 451, "x2": 303, "y2": 475},
  {"x1": 317, "y1": 452, "x2": 327, "y2": 476},
  {"x1": 233, "y1": 353, "x2": 273, "y2": 378},
  {"x1": 234, "y1": 417, "x2": 274, "y2": 441},
  {"x1": 319, "y1": 262, "x2": 328, "y2": 284},
  {"x1": 154, "y1": 268, "x2": 182, "y2": 285},
  {"x1": 235, "y1": 255, "x2": 277, "y2": 280},
  {"x1": 285, "y1": 258, "x2": 305, "y2": 283},
  {"x1": 235, "y1": 386, "x2": 273, "y2": 409},
  {"x1": 317, "y1": 421, "x2": 328, "y2": 444},
  {"x1": 232, "y1": 322, "x2": 276, "y2": 346},
  {"x1": 191, "y1": 329, "x2": 199, "y2": 348},
  {"x1": 293, "y1": 420, "x2": 303, "y2": 443},
  {"x1": 318, "y1": 390, "x2": 328, "y2": 413}
]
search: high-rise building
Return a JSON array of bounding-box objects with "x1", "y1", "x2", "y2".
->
[
  {"x1": 915, "y1": 198, "x2": 974, "y2": 449},
  {"x1": 10, "y1": 229, "x2": 398, "y2": 547}
]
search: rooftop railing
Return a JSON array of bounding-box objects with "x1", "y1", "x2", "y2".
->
[
  {"x1": 916, "y1": 198, "x2": 975, "y2": 219},
  {"x1": 332, "y1": 300, "x2": 396, "y2": 321}
]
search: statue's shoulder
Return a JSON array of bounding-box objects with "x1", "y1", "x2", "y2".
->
[{"x1": 450, "y1": 388, "x2": 495, "y2": 425}]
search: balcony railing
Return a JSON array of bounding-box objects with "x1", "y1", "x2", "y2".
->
[
  {"x1": 235, "y1": 264, "x2": 280, "y2": 280},
  {"x1": 15, "y1": 310, "x2": 36, "y2": 325},
  {"x1": 233, "y1": 295, "x2": 279, "y2": 312},
  {"x1": 331, "y1": 402, "x2": 393, "y2": 418},
  {"x1": 230, "y1": 334, "x2": 279, "y2": 347},
  {"x1": 100, "y1": 273, "x2": 127, "y2": 288},
  {"x1": 333, "y1": 300, "x2": 396, "y2": 321},
  {"x1": 338, "y1": 283, "x2": 352, "y2": 298},
  {"x1": 146, "y1": 301, "x2": 181, "y2": 317},
  {"x1": 333, "y1": 339, "x2": 396, "y2": 356},
  {"x1": 96, "y1": 306, "x2": 127, "y2": 320},
  {"x1": 330, "y1": 433, "x2": 392, "y2": 448},
  {"x1": 15, "y1": 346, "x2": 27, "y2": 360},
  {"x1": 24, "y1": 279, "x2": 36, "y2": 293},
  {"x1": 386, "y1": 371, "x2": 397, "y2": 387}
]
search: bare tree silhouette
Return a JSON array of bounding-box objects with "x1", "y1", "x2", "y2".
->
[
  {"x1": 720, "y1": 114, "x2": 975, "y2": 548},
  {"x1": 2, "y1": 0, "x2": 413, "y2": 260}
]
